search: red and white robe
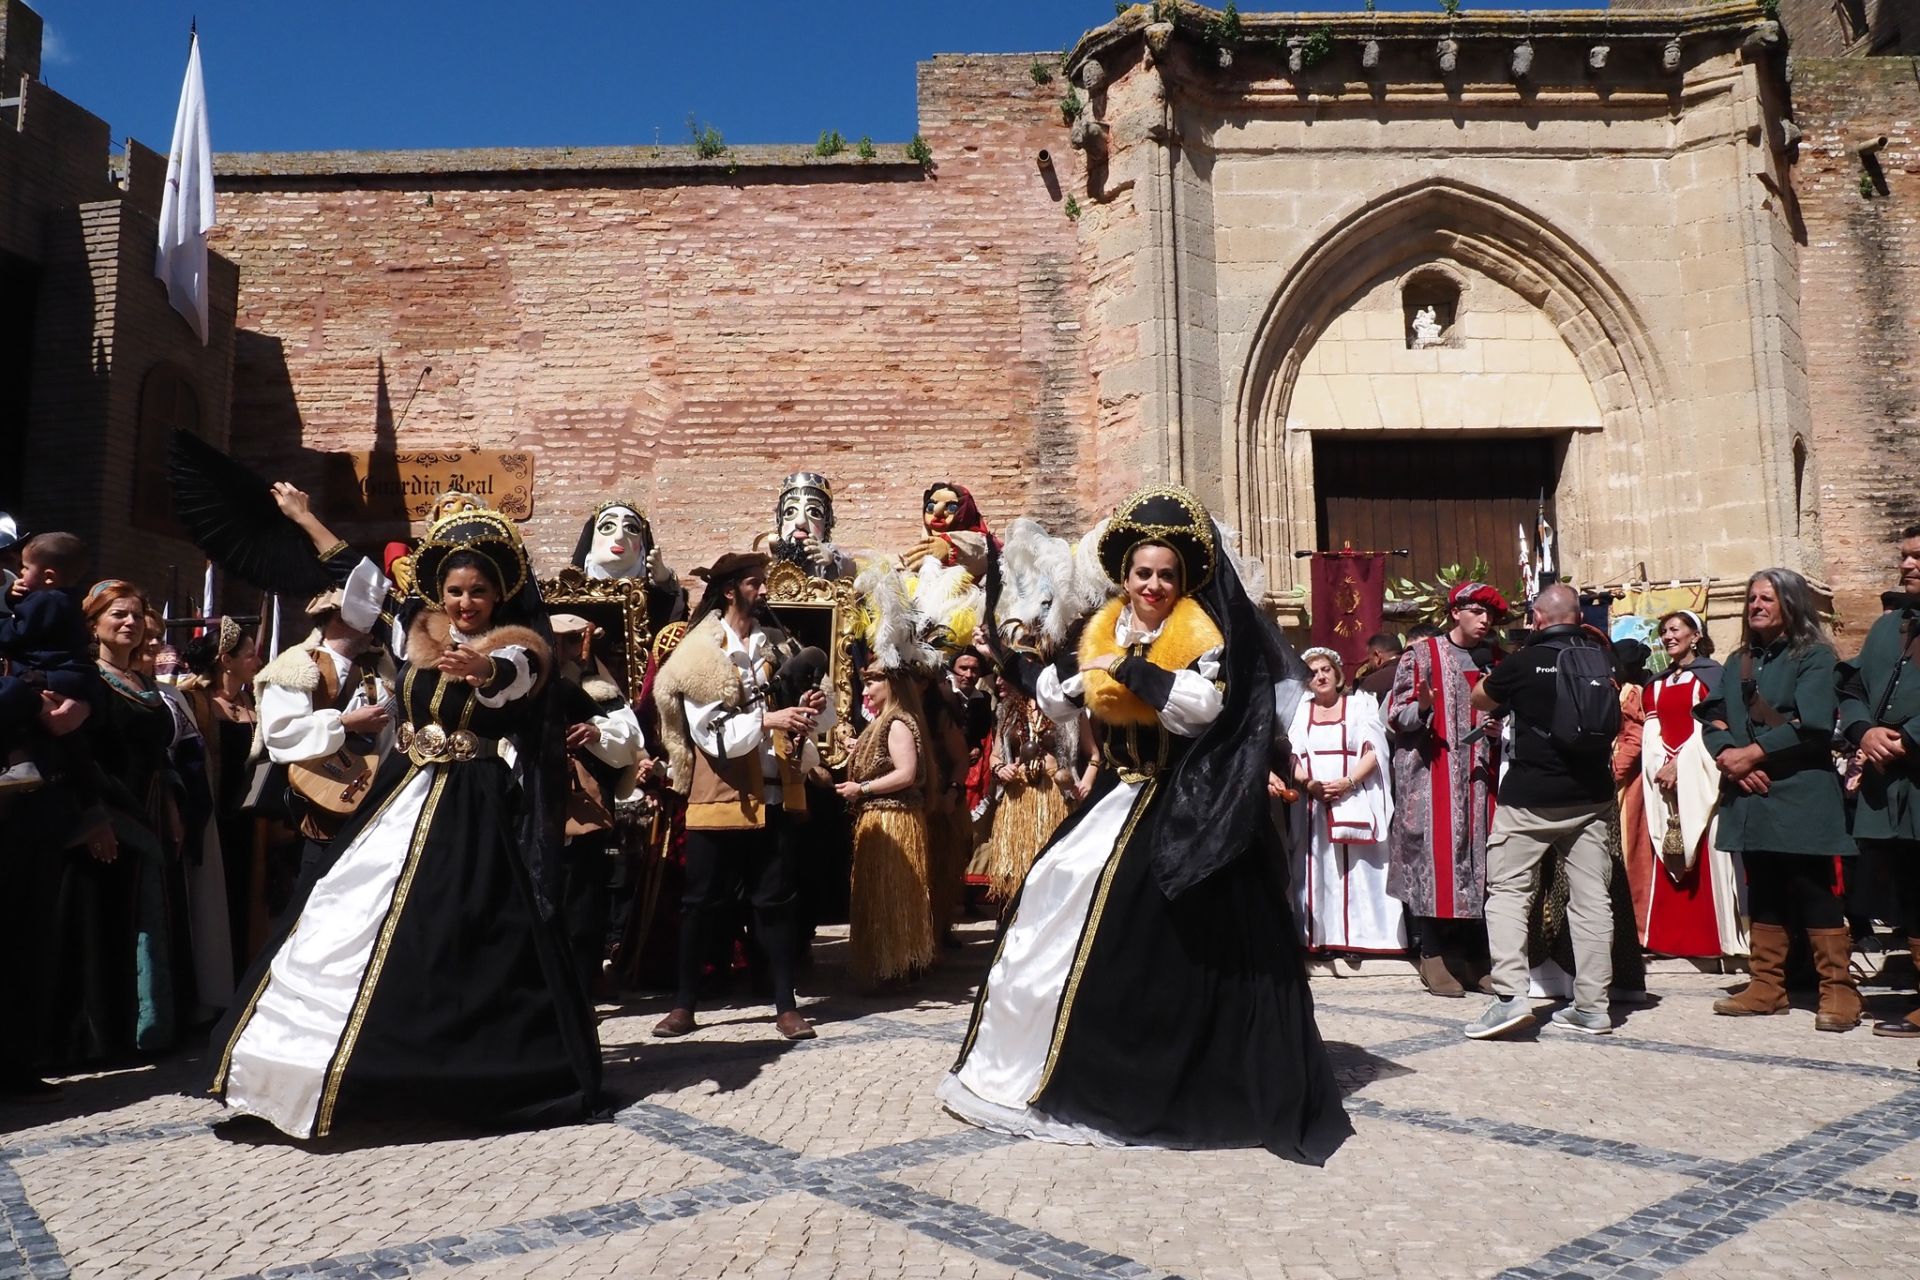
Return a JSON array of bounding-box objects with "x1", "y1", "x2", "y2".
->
[
  {"x1": 1637, "y1": 669, "x2": 1748, "y2": 957},
  {"x1": 1384, "y1": 636, "x2": 1500, "y2": 919},
  {"x1": 1288, "y1": 693, "x2": 1406, "y2": 953}
]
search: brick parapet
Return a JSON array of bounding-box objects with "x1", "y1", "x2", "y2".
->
[{"x1": 211, "y1": 52, "x2": 1099, "y2": 574}]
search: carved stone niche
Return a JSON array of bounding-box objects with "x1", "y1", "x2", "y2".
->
[{"x1": 1401, "y1": 266, "x2": 1466, "y2": 350}]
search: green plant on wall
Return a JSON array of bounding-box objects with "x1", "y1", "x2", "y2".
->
[
  {"x1": 906, "y1": 134, "x2": 934, "y2": 167},
  {"x1": 1204, "y1": 0, "x2": 1243, "y2": 48},
  {"x1": 1031, "y1": 59, "x2": 1054, "y2": 85},
  {"x1": 814, "y1": 129, "x2": 846, "y2": 157},
  {"x1": 856, "y1": 135, "x2": 877, "y2": 160},
  {"x1": 1860, "y1": 171, "x2": 1877, "y2": 198},
  {"x1": 1300, "y1": 24, "x2": 1334, "y2": 68},
  {"x1": 1060, "y1": 89, "x2": 1085, "y2": 123},
  {"x1": 1441, "y1": 0, "x2": 1461, "y2": 15},
  {"x1": 687, "y1": 114, "x2": 726, "y2": 159},
  {"x1": 1065, "y1": 195, "x2": 1083, "y2": 220}
]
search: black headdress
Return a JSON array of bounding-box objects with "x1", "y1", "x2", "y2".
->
[
  {"x1": 1133, "y1": 505, "x2": 1307, "y2": 901},
  {"x1": 415, "y1": 509, "x2": 529, "y2": 603},
  {"x1": 1096, "y1": 486, "x2": 1216, "y2": 593}
]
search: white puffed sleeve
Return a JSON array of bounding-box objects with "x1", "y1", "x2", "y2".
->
[
  {"x1": 260, "y1": 682, "x2": 346, "y2": 762},
  {"x1": 341, "y1": 557, "x2": 390, "y2": 629},
  {"x1": 473, "y1": 646, "x2": 536, "y2": 707},
  {"x1": 686, "y1": 696, "x2": 765, "y2": 760},
  {"x1": 1035, "y1": 664, "x2": 1085, "y2": 722},
  {"x1": 1158, "y1": 647, "x2": 1224, "y2": 737},
  {"x1": 585, "y1": 704, "x2": 643, "y2": 769}
]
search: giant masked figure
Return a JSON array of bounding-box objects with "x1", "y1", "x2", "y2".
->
[
  {"x1": 571, "y1": 499, "x2": 687, "y2": 630},
  {"x1": 901, "y1": 482, "x2": 994, "y2": 582},
  {"x1": 770, "y1": 472, "x2": 855, "y2": 580}
]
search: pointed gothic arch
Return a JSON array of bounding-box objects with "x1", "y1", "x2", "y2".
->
[{"x1": 1232, "y1": 178, "x2": 1676, "y2": 590}]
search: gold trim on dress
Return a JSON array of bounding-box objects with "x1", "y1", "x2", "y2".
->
[{"x1": 313, "y1": 670, "x2": 467, "y2": 1135}]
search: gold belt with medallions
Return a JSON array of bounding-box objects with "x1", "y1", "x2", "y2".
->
[{"x1": 395, "y1": 722, "x2": 501, "y2": 766}]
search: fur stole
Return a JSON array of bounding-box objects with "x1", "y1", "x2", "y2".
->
[
  {"x1": 651, "y1": 613, "x2": 748, "y2": 796},
  {"x1": 255, "y1": 629, "x2": 329, "y2": 695},
  {"x1": 406, "y1": 610, "x2": 551, "y2": 692},
  {"x1": 1078, "y1": 596, "x2": 1223, "y2": 727}
]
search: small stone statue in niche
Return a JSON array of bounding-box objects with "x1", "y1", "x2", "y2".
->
[{"x1": 1411, "y1": 305, "x2": 1445, "y2": 349}]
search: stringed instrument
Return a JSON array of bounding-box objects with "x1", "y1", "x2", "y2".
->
[{"x1": 288, "y1": 666, "x2": 383, "y2": 829}]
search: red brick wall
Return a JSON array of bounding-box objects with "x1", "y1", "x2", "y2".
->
[
  {"x1": 1794, "y1": 56, "x2": 1920, "y2": 632},
  {"x1": 213, "y1": 54, "x2": 1099, "y2": 578}
]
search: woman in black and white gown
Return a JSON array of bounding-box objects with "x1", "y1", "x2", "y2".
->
[
  {"x1": 940, "y1": 486, "x2": 1351, "y2": 1164},
  {"x1": 205, "y1": 489, "x2": 599, "y2": 1140}
]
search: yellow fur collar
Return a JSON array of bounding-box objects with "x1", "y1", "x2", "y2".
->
[
  {"x1": 406, "y1": 611, "x2": 550, "y2": 692},
  {"x1": 1078, "y1": 596, "x2": 1222, "y2": 727}
]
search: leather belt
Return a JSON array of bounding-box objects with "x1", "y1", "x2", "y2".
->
[{"x1": 396, "y1": 723, "x2": 500, "y2": 766}]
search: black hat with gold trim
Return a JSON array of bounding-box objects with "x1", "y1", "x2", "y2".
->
[
  {"x1": 413, "y1": 507, "x2": 530, "y2": 601},
  {"x1": 1096, "y1": 485, "x2": 1216, "y2": 592}
]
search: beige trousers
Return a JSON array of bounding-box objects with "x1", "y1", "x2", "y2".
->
[{"x1": 1485, "y1": 801, "x2": 1616, "y2": 1014}]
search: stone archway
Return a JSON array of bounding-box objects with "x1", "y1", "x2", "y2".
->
[{"x1": 1233, "y1": 178, "x2": 1674, "y2": 593}]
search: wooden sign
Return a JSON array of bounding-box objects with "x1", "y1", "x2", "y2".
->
[{"x1": 323, "y1": 450, "x2": 534, "y2": 522}]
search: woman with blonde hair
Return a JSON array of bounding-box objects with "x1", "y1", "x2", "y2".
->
[{"x1": 836, "y1": 665, "x2": 936, "y2": 987}]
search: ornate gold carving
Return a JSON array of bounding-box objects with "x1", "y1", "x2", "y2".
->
[
  {"x1": 763, "y1": 561, "x2": 860, "y2": 769},
  {"x1": 539, "y1": 568, "x2": 655, "y2": 698}
]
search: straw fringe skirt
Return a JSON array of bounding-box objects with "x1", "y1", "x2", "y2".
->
[
  {"x1": 927, "y1": 803, "x2": 971, "y2": 938},
  {"x1": 850, "y1": 805, "x2": 936, "y2": 986},
  {"x1": 980, "y1": 778, "x2": 1069, "y2": 902}
]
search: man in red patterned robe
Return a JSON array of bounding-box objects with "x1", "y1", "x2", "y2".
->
[{"x1": 1386, "y1": 582, "x2": 1508, "y2": 997}]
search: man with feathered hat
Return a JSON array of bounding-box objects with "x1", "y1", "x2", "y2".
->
[
  {"x1": 1384, "y1": 580, "x2": 1509, "y2": 998},
  {"x1": 650, "y1": 551, "x2": 825, "y2": 1041}
]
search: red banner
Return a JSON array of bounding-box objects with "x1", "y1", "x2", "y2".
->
[{"x1": 1309, "y1": 552, "x2": 1387, "y2": 669}]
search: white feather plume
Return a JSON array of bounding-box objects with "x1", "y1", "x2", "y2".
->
[{"x1": 854, "y1": 560, "x2": 939, "y2": 672}]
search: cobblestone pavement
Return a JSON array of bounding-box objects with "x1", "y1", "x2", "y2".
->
[{"x1": 6, "y1": 924, "x2": 1920, "y2": 1279}]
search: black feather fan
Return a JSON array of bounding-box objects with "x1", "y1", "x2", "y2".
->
[{"x1": 167, "y1": 430, "x2": 335, "y2": 595}]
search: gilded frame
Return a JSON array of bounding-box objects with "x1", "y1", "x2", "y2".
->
[
  {"x1": 763, "y1": 559, "x2": 859, "y2": 769},
  {"x1": 538, "y1": 567, "x2": 654, "y2": 700}
]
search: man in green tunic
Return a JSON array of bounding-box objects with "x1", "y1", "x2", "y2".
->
[{"x1": 1839, "y1": 526, "x2": 1920, "y2": 1039}]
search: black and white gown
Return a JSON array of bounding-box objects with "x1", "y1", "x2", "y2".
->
[
  {"x1": 206, "y1": 617, "x2": 599, "y2": 1140},
  {"x1": 940, "y1": 605, "x2": 1351, "y2": 1164}
]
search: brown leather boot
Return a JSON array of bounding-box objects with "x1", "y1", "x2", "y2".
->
[
  {"x1": 1809, "y1": 927, "x2": 1863, "y2": 1032},
  {"x1": 1713, "y1": 922, "x2": 1791, "y2": 1016},
  {"x1": 773, "y1": 1010, "x2": 817, "y2": 1040},
  {"x1": 1418, "y1": 953, "x2": 1465, "y2": 998}
]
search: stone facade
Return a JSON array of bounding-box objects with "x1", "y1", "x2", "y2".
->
[
  {"x1": 0, "y1": 1, "x2": 239, "y2": 593},
  {"x1": 10, "y1": 0, "x2": 1918, "y2": 646},
  {"x1": 1065, "y1": 6, "x2": 1805, "y2": 642}
]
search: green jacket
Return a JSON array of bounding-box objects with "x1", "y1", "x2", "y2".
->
[
  {"x1": 1695, "y1": 638, "x2": 1854, "y2": 856},
  {"x1": 1838, "y1": 601, "x2": 1920, "y2": 842}
]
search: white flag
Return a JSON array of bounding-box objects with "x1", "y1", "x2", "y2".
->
[{"x1": 157, "y1": 32, "x2": 214, "y2": 343}]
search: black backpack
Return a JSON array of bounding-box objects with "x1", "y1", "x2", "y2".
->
[{"x1": 1534, "y1": 635, "x2": 1620, "y2": 752}]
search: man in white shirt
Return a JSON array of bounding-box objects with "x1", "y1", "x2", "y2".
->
[
  {"x1": 254, "y1": 589, "x2": 392, "y2": 863},
  {"x1": 651, "y1": 553, "x2": 824, "y2": 1041}
]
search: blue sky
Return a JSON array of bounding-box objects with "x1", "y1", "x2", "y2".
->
[{"x1": 40, "y1": 1, "x2": 1596, "y2": 155}]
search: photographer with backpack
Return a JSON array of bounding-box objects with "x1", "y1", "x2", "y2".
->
[{"x1": 1463, "y1": 584, "x2": 1622, "y2": 1040}]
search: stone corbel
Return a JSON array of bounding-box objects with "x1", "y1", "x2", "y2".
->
[
  {"x1": 1587, "y1": 44, "x2": 1610, "y2": 73},
  {"x1": 1437, "y1": 38, "x2": 1459, "y2": 75},
  {"x1": 1662, "y1": 37, "x2": 1682, "y2": 72},
  {"x1": 1510, "y1": 41, "x2": 1534, "y2": 81}
]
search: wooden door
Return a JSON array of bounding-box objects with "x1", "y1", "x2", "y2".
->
[{"x1": 1313, "y1": 436, "x2": 1562, "y2": 591}]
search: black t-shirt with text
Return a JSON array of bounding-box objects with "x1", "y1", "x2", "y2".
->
[{"x1": 1482, "y1": 626, "x2": 1616, "y2": 809}]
